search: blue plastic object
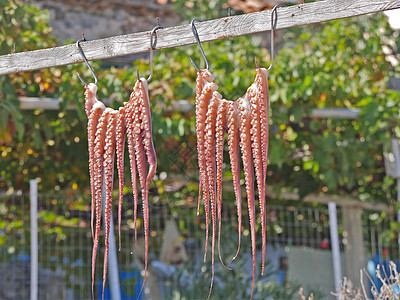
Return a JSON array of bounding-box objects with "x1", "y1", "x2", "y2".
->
[
  {"x1": 367, "y1": 254, "x2": 400, "y2": 299},
  {"x1": 98, "y1": 270, "x2": 143, "y2": 300}
]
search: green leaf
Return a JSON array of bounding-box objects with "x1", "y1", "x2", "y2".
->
[{"x1": 0, "y1": 109, "x2": 8, "y2": 132}]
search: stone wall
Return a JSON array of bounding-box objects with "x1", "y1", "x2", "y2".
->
[
  {"x1": 32, "y1": 0, "x2": 181, "y2": 42},
  {"x1": 228, "y1": 0, "x2": 302, "y2": 13},
  {"x1": 29, "y1": 0, "x2": 281, "y2": 64}
]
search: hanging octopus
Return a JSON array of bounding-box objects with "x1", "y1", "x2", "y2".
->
[
  {"x1": 84, "y1": 77, "x2": 157, "y2": 299},
  {"x1": 77, "y1": 24, "x2": 162, "y2": 300},
  {"x1": 195, "y1": 66, "x2": 270, "y2": 300}
]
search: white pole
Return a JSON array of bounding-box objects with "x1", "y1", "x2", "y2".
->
[
  {"x1": 30, "y1": 179, "x2": 38, "y2": 300},
  {"x1": 397, "y1": 179, "x2": 400, "y2": 247},
  {"x1": 102, "y1": 179, "x2": 121, "y2": 300},
  {"x1": 328, "y1": 202, "x2": 342, "y2": 299},
  {"x1": 390, "y1": 138, "x2": 400, "y2": 248}
]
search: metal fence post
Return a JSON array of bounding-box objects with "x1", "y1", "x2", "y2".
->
[
  {"x1": 30, "y1": 179, "x2": 38, "y2": 300},
  {"x1": 328, "y1": 202, "x2": 342, "y2": 299}
]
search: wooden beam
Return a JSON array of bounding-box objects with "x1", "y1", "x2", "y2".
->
[
  {"x1": 388, "y1": 77, "x2": 400, "y2": 90},
  {"x1": 1, "y1": 0, "x2": 399, "y2": 75},
  {"x1": 18, "y1": 96, "x2": 111, "y2": 110},
  {"x1": 19, "y1": 97, "x2": 61, "y2": 110},
  {"x1": 221, "y1": 183, "x2": 389, "y2": 211},
  {"x1": 310, "y1": 108, "x2": 360, "y2": 119},
  {"x1": 17, "y1": 97, "x2": 363, "y2": 120},
  {"x1": 342, "y1": 207, "x2": 366, "y2": 289},
  {"x1": 276, "y1": 191, "x2": 390, "y2": 211}
]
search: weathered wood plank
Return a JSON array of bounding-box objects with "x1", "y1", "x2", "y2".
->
[
  {"x1": 388, "y1": 77, "x2": 400, "y2": 90},
  {"x1": 1, "y1": 0, "x2": 400, "y2": 75},
  {"x1": 276, "y1": 191, "x2": 389, "y2": 211}
]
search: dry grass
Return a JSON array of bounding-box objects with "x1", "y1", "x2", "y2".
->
[
  {"x1": 333, "y1": 261, "x2": 400, "y2": 300},
  {"x1": 298, "y1": 287, "x2": 314, "y2": 300}
]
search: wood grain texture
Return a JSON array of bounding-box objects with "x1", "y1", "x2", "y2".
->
[
  {"x1": 388, "y1": 77, "x2": 400, "y2": 90},
  {"x1": 1, "y1": 0, "x2": 399, "y2": 75}
]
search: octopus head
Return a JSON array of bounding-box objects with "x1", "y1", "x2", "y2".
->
[
  {"x1": 213, "y1": 91, "x2": 222, "y2": 101},
  {"x1": 92, "y1": 101, "x2": 106, "y2": 112},
  {"x1": 201, "y1": 70, "x2": 215, "y2": 83},
  {"x1": 209, "y1": 82, "x2": 218, "y2": 92},
  {"x1": 139, "y1": 78, "x2": 148, "y2": 91},
  {"x1": 104, "y1": 108, "x2": 114, "y2": 114},
  {"x1": 87, "y1": 83, "x2": 98, "y2": 95},
  {"x1": 237, "y1": 96, "x2": 251, "y2": 115},
  {"x1": 257, "y1": 67, "x2": 268, "y2": 80}
]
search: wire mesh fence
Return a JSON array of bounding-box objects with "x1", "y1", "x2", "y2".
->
[
  {"x1": 363, "y1": 209, "x2": 400, "y2": 265},
  {"x1": 0, "y1": 191, "x2": 398, "y2": 299}
]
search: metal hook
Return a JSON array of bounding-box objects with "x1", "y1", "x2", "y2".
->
[
  {"x1": 147, "y1": 24, "x2": 164, "y2": 82},
  {"x1": 76, "y1": 37, "x2": 98, "y2": 86},
  {"x1": 267, "y1": 3, "x2": 286, "y2": 71},
  {"x1": 255, "y1": 56, "x2": 259, "y2": 69},
  {"x1": 137, "y1": 24, "x2": 164, "y2": 82},
  {"x1": 189, "y1": 18, "x2": 209, "y2": 71}
]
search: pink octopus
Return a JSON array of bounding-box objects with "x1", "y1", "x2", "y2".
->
[
  {"x1": 83, "y1": 77, "x2": 156, "y2": 299},
  {"x1": 195, "y1": 67, "x2": 270, "y2": 300}
]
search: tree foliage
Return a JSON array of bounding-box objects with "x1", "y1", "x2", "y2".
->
[
  {"x1": 1, "y1": 0, "x2": 400, "y2": 208},
  {"x1": 0, "y1": 0, "x2": 266, "y2": 192},
  {"x1": 0, "y1": 0, "x2": 107, "y2": 191},
  {"x1": 268, "y1": 14, "x2": 400, "y2": 202}
]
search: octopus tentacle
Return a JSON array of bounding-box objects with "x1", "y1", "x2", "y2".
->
[
  {"x1": 226, "y1": 101, "x2": 242, "y2": 267},
  {"x1": 195, "y1": 70, "x2": 218, "y2": 262},
  {"x1": 256, "y1": 68, "x2": 269, "y2": 183},
  {"x1": 116, "y1": 107, "x2": 126, "y2": 251},
  {"x1": 138, "y1": 79, "x2": 157, "y2": 192},
  {"x1": 87, "y1": 101, "x2": 105, "y2": 240},
  {"x1": 194, "y1": 67, "x2": 271, "y2": 299},
  {"x1": 84, "y1": 76, "x2": 158, "y2": 300},
  {"x1": 102, "y1": 111, "x2": 118, "y2": 298},
  {"x1": 204, "y1": 91, "x2": 221, "y2": 300},
  {"x1": 249, "y1": 77, "x2": 265, "y2": 274},
  {"x1": 131, "y1": 81, "x2": 147, "y2": 200},
  {"x1": 84, "y1": 83, "x2": 100, "y2": 241},
  {"x1": 255, "y1": 67, "x2": 269, "y2": 274},
  {"x1": 195, "y1": 71, "x2": 205, "y2": 216},
  {"x1": 84, "y1": 83, "x2": 99, "y2": 117},
  {"x1": 238, "y1": 94, "x2": 256, "y2": 300},
  {"x1": 215, "y1": 99, "x2": 231, "y2": 269},
  {"x1": 91, "y1": 108, "x2": 110, "y2": 298},
  {"x1": 125, "y1": 95, "x2": 139, "y2": 254},
  {"x1": 136, "y1": 78, "x2": 157, "y2": 298},
  {"x1": 133, "y1": 133, "x2": 147, "y2": 194},
  {"x1": 195, "y1": 70, "x2": 215, "y2": 215}
]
